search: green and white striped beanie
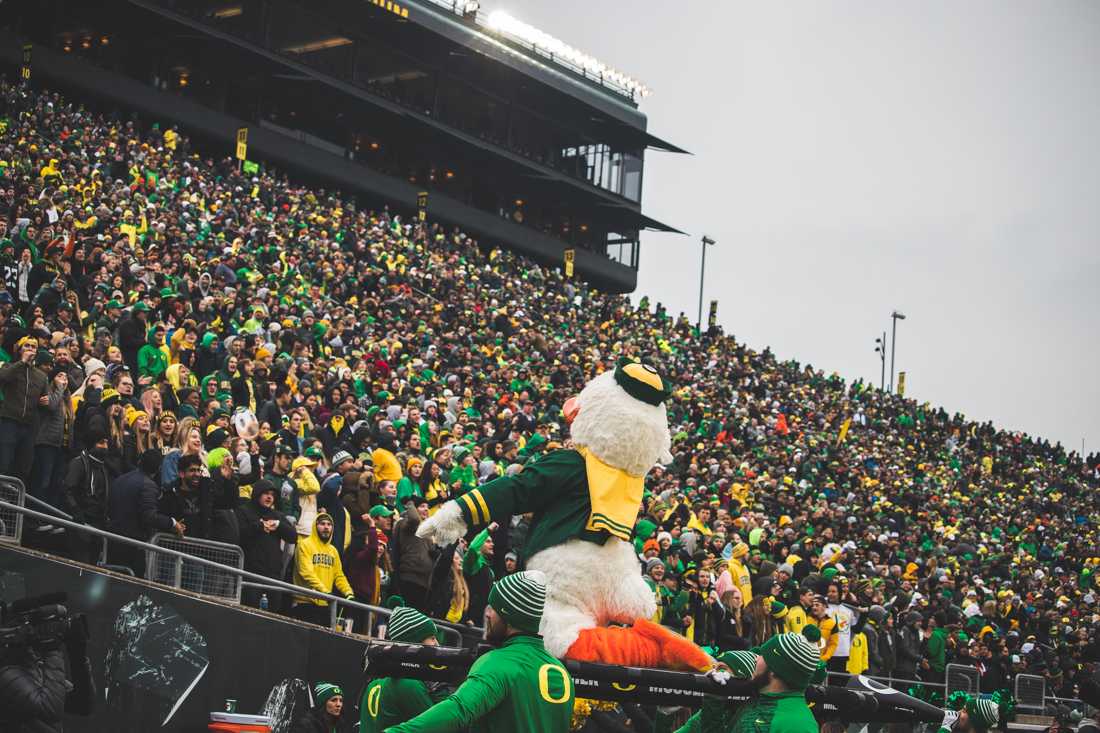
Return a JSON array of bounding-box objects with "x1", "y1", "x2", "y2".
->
[
  {"x1": 716, "y1": 650, "x2": 759, "y2": 679},
  {"x1": 386, "y1": 605, "x2": 439, "y2": 644},
  {"x1": 967, "y1": 697, "x2": 1000, "y2": 729},
  {"x1": 756, "y1": 627, "x2": 822, "y2": 690},
  {"x1": 487, "y1": 570, "x2": 547, "y2": 633},
  {"x1": 313, "y1": 682, "x2": 342, "y2": 706}
]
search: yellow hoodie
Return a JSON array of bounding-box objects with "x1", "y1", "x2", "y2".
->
[
  {"x1": 292, "y1": 512, "x2": 353, "y2": 606},
  {"x1": 372, "y1": 447, "x2": 403, "y2": 484},
  {"x1": 293, "y1": 463, "x2": 320, "y2": 536}
]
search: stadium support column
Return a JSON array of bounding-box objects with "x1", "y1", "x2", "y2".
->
[
  {"x1": 697, "y1": 235, "x2": 715, "y2": 328},
  {"x1": 889, "y1": 310, "x2": 906, "y2": 393}
]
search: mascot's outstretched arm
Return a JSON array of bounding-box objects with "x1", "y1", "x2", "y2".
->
[{"x1": 416, "y1": 451, "x2": 575, "y2": 545}]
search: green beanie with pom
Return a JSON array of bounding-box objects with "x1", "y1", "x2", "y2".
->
[{"x1": 755, "y1": 626, "x2": 823, "y2": 691}]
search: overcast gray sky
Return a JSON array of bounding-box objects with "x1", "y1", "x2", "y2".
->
[{"x1": 501, "y1": 0, "x2": 1100, "y2": 455}]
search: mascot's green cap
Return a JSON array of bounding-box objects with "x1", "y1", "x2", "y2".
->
[{"x1": 614, "y1": 357, "x2": 672, "y2": 406}]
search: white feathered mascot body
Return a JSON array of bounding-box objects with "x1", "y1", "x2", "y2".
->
[{"x1": 418, "y1": 358, "x2": 715, "y2": 672}]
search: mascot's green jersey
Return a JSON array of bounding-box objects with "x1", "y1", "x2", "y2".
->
[
  {"x1": 385, "y1": 634, "x2": 573, "y2": 733},
  {"x1": 455, "y1": 448, "x2": 643, "y2": 562}
]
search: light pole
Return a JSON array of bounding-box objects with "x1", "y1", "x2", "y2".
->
[
  {"x1": 697, "y1": 235, "x2": 715, "y2": 327},
  {"x1": 874, "y1": 331, "x2": 886, "y2": 391},
  {"x1": 889, "y1": 310, "x2": 906, "y2": 393}
]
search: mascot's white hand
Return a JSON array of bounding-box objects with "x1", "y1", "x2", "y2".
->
[
  {"x1": 707, "y1": 667, "x2": 732, "y2": 686},
  {"x1": 939, "y1": 709, "x2": 961, "y2": 733},
  {"x1": 415, "y1": 501, "x2": 468, "y2": 546}
]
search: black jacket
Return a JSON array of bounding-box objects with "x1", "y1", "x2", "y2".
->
[
  {"x1": 0, "y1": 622, "x2": 95, "y2": 732},
  {"x1": 292, "y1": 708, "x2": 348, "y2": 733},
  {"x1": 63, "y1": 452, "x2": 111, "y2": 527},
  {"x1": 235, "y1": 493, "x2": 297, "y2": 580},
  {"x1": 715, "y1": 607, "x2": 754, "y2": 652},
  {"x1": 157, "y1": 475, "x2": 237, "y2": 540},
  {"x1": 879, "y1": 626, "x2": 897, "y2": 674},
  {"x1": 896, "y1": 624, "x2": 922, "y2": 676},
  {"x1": 117, "y1": 315, "x2": 146, "y2": 370},
  {"x1": 0, "y1": 360, "x2": 48, "y2": 424},
  {"x1": 427, "y1": 541, "x2": 460, "y2": 621},
  {"x1": 864, "y1": 622, "x2": 883, "y2": 676},
  {"x1": 107, "y1": 468, "x2": 174, "y2": 541},
  {"x1": 394, "y1": 504, "x2": 433, "y2": 590}
]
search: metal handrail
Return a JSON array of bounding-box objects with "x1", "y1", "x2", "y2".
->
[
  {"x1": 147, "y1": 532, "x2": 245, "y2": 603},
  {"x1": 0, "y1": 498, "x2": 480, "y2": 638},
  {"x1": 239, "y1": 579, "x2": 468, "y2": 647},
  {"x1": 0, "y1": 475, "x2": 26, "y2": 544},
  {"x1": 23, "y1": 492, "x2": 74, "y2": 520}
]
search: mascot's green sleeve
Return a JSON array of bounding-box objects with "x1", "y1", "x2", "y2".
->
[{"x1": 456, "y1": 448, "x2": 638, "y2": 560}]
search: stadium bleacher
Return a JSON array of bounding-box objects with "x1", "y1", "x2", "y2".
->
[{"x1": 0, "y1": 66, "x2": 1097, "y2": 730}]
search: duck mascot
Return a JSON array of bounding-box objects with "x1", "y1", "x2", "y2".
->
[{"x1": 417, "y1": 357, "x2": 715, "y2": 673}]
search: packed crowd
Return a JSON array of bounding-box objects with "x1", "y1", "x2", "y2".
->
[{"x1": 0, "y1": 76, "x2": 1097, "y2": 717}]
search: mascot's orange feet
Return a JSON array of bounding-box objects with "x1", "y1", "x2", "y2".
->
[{"x1": 565, "y1": 618, "x2": 713, "y2": 673}]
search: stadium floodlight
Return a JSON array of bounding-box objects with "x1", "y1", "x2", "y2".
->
[
  {"x1": 874, "y1": 333, "x2": 886, "y2": 391},
  {"x1": 889, "y1": 310, "x2": 906, "y2": 393},
  {"x1": 697, "y1": 236, "x2": 715, "y2": 327},
  {"x1": 485, "y1": 10, "x2": 651, "y2": 98}
]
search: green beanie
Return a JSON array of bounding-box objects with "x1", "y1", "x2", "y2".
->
[
  {"x1": 755, "y1": 627, "x2": 822, "y2": 691},
  {"x1": 488, "y1": 570, "x2": 547, "y2": 633},
  {"x1": 386, "y1": 603, "x2": 438, "y2": 644},
  {"x1": 313, "y1": 682, "x2": 342, "y2": 707},
  {"x1": 716, "y1": 650, "x2": 759, "y2": 679}
]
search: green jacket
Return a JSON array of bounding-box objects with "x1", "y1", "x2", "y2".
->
[
  {"x1": 728, "y1": 691, "x2": 817, "y2": 733},
  {"x1": 385, "y1": 634, "x2": 573, "y2": 733},
  {"x1": 926, "y1": 627, "x2": 947, "y2": 673},
  {"x1": 137, "y1": 342, "x2": 167, "y2": 380},
  {"x1": 463, "y1": 527, "x2": 493, "y2": 579},
  {"x1": 397, "y1": 475, "x2": 423, "y2": 505},
  {"x1": 361, "y1": 677, "x2": 438, "y2": 733},
  {"x1": 452, "y1": 449, "x2": 603, "y2": 562}
]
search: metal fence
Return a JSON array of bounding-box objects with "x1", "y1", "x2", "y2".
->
[
  {"x1": 1014, "y1": 673, "x2": 1046, "y2": 712},
  {"x1": 146, "y1": 532, "x2": 244, "y2": 603},
  {"x1": 0, "y1": 494, "x2": 480, "y2": 644},
  {"x1": 946, "y1": 663, "x2": 981, "y2": 697},
  {"x1": 0, "y1": 475, "x2": 25, "y2": 544}
]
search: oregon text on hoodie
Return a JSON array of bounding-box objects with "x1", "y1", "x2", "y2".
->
[{"x1": 293, "y1": 512, "x2": 353, "y2": 606}]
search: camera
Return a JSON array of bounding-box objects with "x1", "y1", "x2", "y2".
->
[
  {"x1": 0, "y1": 603, "x2": 76, "y2": 654},
  {"x1": 0, "y1": 593, "x2": 82, "y2": 655}
]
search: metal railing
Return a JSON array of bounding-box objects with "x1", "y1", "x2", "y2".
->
[
  {"x1": 1014, "y1": 673, "x2": 1046, "y2": 712},
  {"x1": 0, "y1": 475, "x2": 26, "y2": 543},
  {"x1": 146, "y1": 532, "x2": 244, "y2": 603},
  {"x1": 0, "y1": 497, "x2": 480, "y2": 642},
  {"x1": 238, "y1": 579, "x2": 468, "y2": 648},
  {"x1": 947, "y1": 662, "x2": 981, "y2": 697}
]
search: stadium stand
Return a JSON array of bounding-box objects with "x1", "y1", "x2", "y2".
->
[{"x1": 0, "y1": 72, "x2": 1097, "y2": 728}]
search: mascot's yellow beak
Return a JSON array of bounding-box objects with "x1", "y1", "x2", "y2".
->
[{"x1": 563, "y1": 396, "x2": 580, "y2": 425}]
